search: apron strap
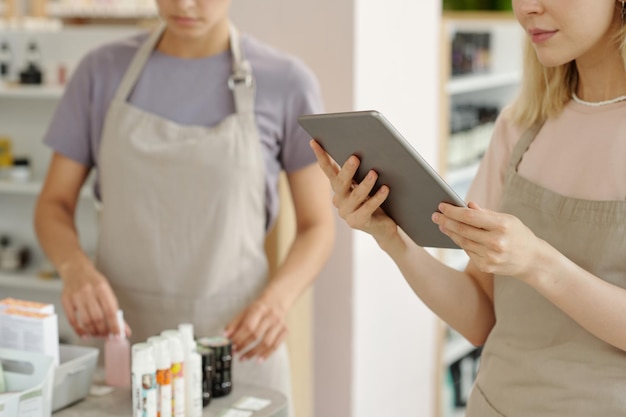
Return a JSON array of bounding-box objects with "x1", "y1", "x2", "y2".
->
[
  {"x1": 113, "y1": 22, "x2": 256, "y2": 117},
  {"x1": 508, "y1": 120, "x2": 545, "y2": 174},
  {"x1": 227, "y1": 24, "x2": 256, "y2": 115},
  {"x1": 114, "y1": 23, "x2": 165, "y2": 102}
]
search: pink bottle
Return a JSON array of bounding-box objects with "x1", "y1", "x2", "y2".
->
[{"x1": 105, "y1": 309, "x2": 131, "y2": 387}]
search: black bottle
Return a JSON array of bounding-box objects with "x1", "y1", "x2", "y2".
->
[
  {"x1": 19, "y1": 41, "x2": 43, "y2": 85},
  {"x1": 0, "y1": 41, "x2": 11, "y2": 80}
]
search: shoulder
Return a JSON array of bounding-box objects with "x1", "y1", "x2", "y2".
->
[
  {"x1": 74, "y1": 32, "x2": 149, "y2": 81},
  {"x1": 242, "y1": 35, "x2": 320, "y2": 95},
  {"x1": 491, "y1": 105, "x2": 526, "y2": 157}
]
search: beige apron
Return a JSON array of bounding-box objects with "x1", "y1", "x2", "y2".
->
[
  {"x1": 95, "y1": 24, "x2": 292, "y2": 414},
  {"x1": 465, "y1": 122, "x2": 626, "y2": 416}
]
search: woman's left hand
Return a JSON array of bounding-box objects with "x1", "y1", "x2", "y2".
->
[
  {"x1": 432, "y1": 201, "x2": 544, "y2": 280},
  {"x1": 224, "y1": 295, "x2": 288, "y2": 362}
]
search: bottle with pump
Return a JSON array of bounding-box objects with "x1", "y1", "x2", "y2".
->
[
  {"x1": 0, "y1": 41, "x2": 11, "y2": 82},
  {"x1": 147, "y1": 336, "x2": 173, "y2": 417},
  {"x1": 161, "y1": 330, "x2": 186, "y2": 417},
  {"x1": 105, "y1": 310, "x2": 131, "y2": 387},
  {"x1": 19, "y1": 41, "x2": 43, "y2": 85},
  {"x1": 178, "y1": 324, "x2": 203, "y2": 417}
]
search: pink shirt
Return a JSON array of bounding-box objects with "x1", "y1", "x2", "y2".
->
[{"x1": 467, "y1": 100, "x2": 626, "y2": 210}]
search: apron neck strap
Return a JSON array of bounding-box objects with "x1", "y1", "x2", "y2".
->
[
  {"x1": 508, "y1": 120, "x2": 546, "y2": 173},
  {"x1": 114, "y1": 23, "x2": 165, "y2": 102},
  {"x1": 114, "y1": 22, "x2": 255, "y2": 116}
]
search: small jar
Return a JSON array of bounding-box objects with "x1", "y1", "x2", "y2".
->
[{"x1": 10, "y1": 157, "x2": 31, "y2": 182}]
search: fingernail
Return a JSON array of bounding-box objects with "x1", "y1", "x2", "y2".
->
[{"x1": 432, "y1": 213, "x2": 439, "y2": 222}]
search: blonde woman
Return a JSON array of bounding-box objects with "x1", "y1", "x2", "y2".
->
[{"x1": 311, "y1": 0, "x2": 626, "y2": 415}]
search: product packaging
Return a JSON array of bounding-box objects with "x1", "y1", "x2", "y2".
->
[{"x1": 178, "y1": 323, "x2": 203, "y2": 417}]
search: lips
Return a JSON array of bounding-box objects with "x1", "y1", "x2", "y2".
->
[{"x1": 528, "y1": 28, "x2": 558, "y2": 43}]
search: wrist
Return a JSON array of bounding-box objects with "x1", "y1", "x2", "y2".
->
[
  {"x1": 57, "y1": 251, "x2": 95, "y2": 282},
  {"x1": 259, "y1": 284, "x2": 292, "y2": 314}
]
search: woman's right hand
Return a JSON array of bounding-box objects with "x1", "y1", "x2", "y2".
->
[
  {"x1": 310, "y1": 139, "x2": 398, "y2": 244},
  {"x1": 58, "y1": 258, "x2": 125, "y2": 338}
]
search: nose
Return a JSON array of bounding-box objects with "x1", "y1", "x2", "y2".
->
[
  {"x1": 513, "y1": 0, "x2": 544, "y2": 15},
  {"x1": 175, "y1": 0, "x2": 196, "y2": 9}
]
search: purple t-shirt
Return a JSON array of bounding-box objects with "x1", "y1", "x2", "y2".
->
[{"x1": 43, "y1": 32, "x2": 323, "y2": 229}]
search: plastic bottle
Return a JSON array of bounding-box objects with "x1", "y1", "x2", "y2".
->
[
  {"x1": 132, "y1": 343, "x2": 157, "y2": 417},
  {"x1": 178, "y1": 324, "x2": 203, "y2": 417},
  {"x1": 161, "y1": 329, "x2": 186, "y2": 417},
  {"x1": 104, "y1": 309, "x2": 131, "y2": 387},
  {"x1": 147, "y1": 336, "x2": 173, "y2": 417}
]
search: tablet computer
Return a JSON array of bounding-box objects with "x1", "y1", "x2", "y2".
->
[{"x1": 298, "y1": 110, "x2": 466, "y2": 249}]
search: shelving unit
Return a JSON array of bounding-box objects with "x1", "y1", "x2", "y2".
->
[
  {"x1": 0, "y1": 268, "x2": 62, "y2": 291},
  {"x1": 437, "y1": 11, "x2": 523, "y2": 417},
  {"x1": 0, "y1": 178, "x2": 92, "y2": 197},
  {"x1": 0, "y1": 84, "x2": 64, "y2": 98},
  {"x1": 46, "y1": 2, "x2": 157, "y2": 19}
]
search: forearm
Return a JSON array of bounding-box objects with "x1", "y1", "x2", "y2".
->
[
  {"x1": 262, "y1": 222, "x2": 334, "y2": 312},
  {"x1": 378, "y1": 228, "x2": 495, "y2": 345},
  {"x1": 526, "y1": 242, "x2": 626, "y2": 351},
  {"x1": 34, "y1": 199, "x2": 93, "y2": 277}
]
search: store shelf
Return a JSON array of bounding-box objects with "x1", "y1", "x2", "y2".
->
[
  {"x1": 0, "y1": 84, "x2": 64, "y2": 99},
  {"x1": 444, "y1": 335, "x2": 477, "y2": 366},
  {"x1": 0, "y1": 179, "x2": 93, "y2": 198},
  {"x1": 0, "y1": 268, "x2": 62, "y2": 292},
  {"x1": 446, "y1": 70, "x2": 521, "y2": 95},
  {"x1": 46, "y1": 3, "x2": 158, "y2": 19}
]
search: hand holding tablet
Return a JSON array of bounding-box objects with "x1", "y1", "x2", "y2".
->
[{"x1": 299, "y1": 110, "x2": 466, "y2": 249}]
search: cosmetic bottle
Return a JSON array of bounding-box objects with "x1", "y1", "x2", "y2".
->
[
  {"x1": 19, "y1": 41, "x2": 43, "y2": 85},
  {"x1": 147, "y1": 336, "x2": 173, "y2": 417},
  {"x1": 161, "y1": 330, "x2": 186, "y2": 417},
  {"x1": 104, "y1": 309, "x2": 131, "y2": 387},
  {"x1": 132, "y1": 343, "x2": 157, "y2": 417},
  {"x1": 0, "y1": 41, "x2": 11, "y2": 82},
  {"x1": 178, "y1": 323, "x2": 203, "y2": 417}
]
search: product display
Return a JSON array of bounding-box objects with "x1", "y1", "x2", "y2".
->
[
  {"x1": 0, "y1": 41, "x2": 11, "y2": 81},
  {"x1": 161, "y1": 330, "x2": 186, "y2": 417},
  {"x1": 197, "y1": 346, "x2": 214, "y2": 407},
  {"x1": 132, "y1": 343, "x2": 157, "y2": 417},
  {"x1": 197, "y1": 336, "x2": 232, "y2": 398},
  {"x1": 0, "y1": 137, "x2": 12, "y2": 168},
  {"x1": 8, "y1": 156, "x2": 31, "y2": 181},
  {"x1": 19, "y1": 41, "x2": 43, "y2": 85},
  {"x1": 104, "y1": 310, "x2": 131, "y2": 388},
  {"x1": 147, "y1": 336, "x2": 173, "y2": 417},
  {"x1": 178, "y1": 323, "x2": 203, "y2": 417}
]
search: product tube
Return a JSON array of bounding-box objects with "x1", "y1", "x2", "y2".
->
[
  {"x1": 161, "y1": 329, "x2": 186, "y2": 417},
  {"x1": 178, "y1": 323, "x2": 203, "y2": 417},
  {"x1": 131, "y1": 343, "x2": 157, "y2": 417},
  {"x1": 147, "y1": 336, "x2": 173, "y2": 417}
]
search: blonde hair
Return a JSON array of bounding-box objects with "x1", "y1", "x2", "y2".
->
[{"x1": 511, "y1": 8, "x2": 626, "y2": 128}]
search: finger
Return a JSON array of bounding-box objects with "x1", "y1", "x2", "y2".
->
[
  {"x1": 438, "y1": 202, "x2": 496, "y2": 231},
  {"x1": 309, "y1": 140, "x2": 340, "y2": 179},
  {"x1": 333, "y1": 155, "x2": 361, "y2": 198},
  {"x1": 62, "y1": 296, "x2": 87, "y2": 337},
  {"x1": 341, "y1": 170, "x2": 380, "y2": 215},
  {"x1": 243, "y1": 327, "x2": 287, "y2": 362},
  {"x1": 125, "y1": 322, "x2": 132, "y2": 338},
  {"x1": 97, "y1": 285, "x2": 120, "y2": 336},
  {"x1": 236, "y1": 314, "x2": 272, "y2": 355},
  {"x1": 224, "y1": 311, "x2": 244, "y2": 339},
  {"x1": 73, "y1": 297, "x2": 97, "y2": 336},
  {"x1": 85, "y1": 297, "x2": 108, "y2": 337},
  {"x1": 438, "y1": 224, "x2": 483, "y2": 254}
]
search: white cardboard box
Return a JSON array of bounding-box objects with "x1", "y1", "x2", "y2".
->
[
  {"x1": 0, "y1": 348, "x2": 55, "y2": 417},
  {"x1": 0, "y1": 309, "x2": 60, "y2": 366}
]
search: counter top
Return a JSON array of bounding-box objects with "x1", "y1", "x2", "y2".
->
[{"x1": 53, "y1": 383, "x2": 288, "y2": 417}]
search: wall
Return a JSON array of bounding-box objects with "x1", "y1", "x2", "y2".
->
[{"x1": 230, "y1": 1, "x2": 442, "y2": 416}]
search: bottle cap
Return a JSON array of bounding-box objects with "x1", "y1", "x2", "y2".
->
[
  {"x1": 116, "y1": 309, "x2": 125, "y2": 339},
  {"x1": 147, "y1": 335, "x2": 172, "y2": 369},
  {"x1": 178, "y1": 323, "x2": 196, "y2": 352},
  {"x1": 160, "y1": 329, "x2": 185, "y2": 362}
]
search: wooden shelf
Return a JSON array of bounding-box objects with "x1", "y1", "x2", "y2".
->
[
  {"x1": 46, "y1": 3, "x2": 157, "y2": 19},
  {"x1": 442, "y1": 11, "x2": 515, "y2": 21},
  {"x1": 0, "y1": 84, "x2": 64, "y2": 98},
  {"x1": 0, "y1": 268, "x2": 62, "y2": 292},
  {"x1": 447, "y1": 70, "x2": 521, "y2": 95},
  {"x1": 0, "y1": 179, "x2": 92, "y2": 198}
]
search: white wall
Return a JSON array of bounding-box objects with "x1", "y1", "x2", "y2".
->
[{"x1": 231, "y1": 1, "x2": 442, "y2": 416}]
